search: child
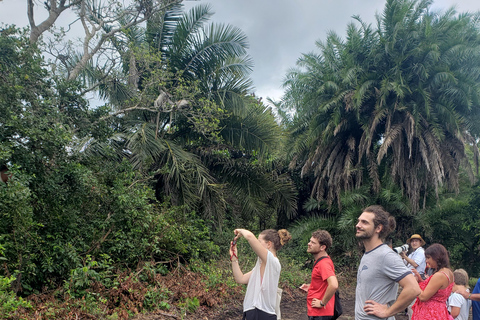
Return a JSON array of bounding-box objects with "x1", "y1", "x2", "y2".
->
[{"x1": 448, "y1": 269, "x2": 471, "y2": 320}]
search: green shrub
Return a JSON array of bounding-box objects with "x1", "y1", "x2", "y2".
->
[
  {"x1": 469, "y1": 277, "x2": 478, "y2": 290},
  {"x1": 143, "y1": 286, "x2": 172, "y2": 311},
  {"x1": 0, "y1": 275, "x2": 32, "y2": 316},
  {"x1": 179, "y1": 296, "x2": 199, "y2": 314},
  {"x1": 278, "y1": 256, "x2": 310, "y2": 289}
]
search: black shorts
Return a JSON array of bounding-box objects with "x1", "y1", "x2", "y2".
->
[
  {"x1": 243, "y1": 308, "x2": 277, "y2": 320},
  {"x1": 308, "y1": 316, "x2": 332, "y2": 320}
]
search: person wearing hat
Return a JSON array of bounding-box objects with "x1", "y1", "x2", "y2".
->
[
  {"x1": 401, "y1": 234, "x2": 426, "y2": 319},
  {"x1": 401, "y1": 234, "x2": 426, "y2": 277}
]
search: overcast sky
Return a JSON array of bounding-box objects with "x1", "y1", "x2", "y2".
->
[{"x1": 1, "y1": 0, "x2": 480, "y2": 101}]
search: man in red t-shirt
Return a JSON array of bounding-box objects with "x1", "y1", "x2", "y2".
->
[{"x1": 300, "y1": 230, "x2": 339, "y2": 320}]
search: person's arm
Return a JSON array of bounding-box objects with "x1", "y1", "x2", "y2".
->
[
  {"x1": 312, "y1": 275, "x2": 338, "y2": 308},
  {"x1": 234, "y1": 228, "x2": 269, "y2": 262},
  {"x1": 450, "y1": 306, "x2": 461, "y2": 318},
  {"x1": 469, "y1": 293, "x2": 480, "y2": 302},
  {"x1": 229, "y1": 240, "x2": 252, "y2": 284},
  {"x1": 364, "y1": 273, "x2": 420, "y2": 318},
  {"x1": 449, "y1": 293, "x2": 466, "y2": 319},
  {"x1": 456, "y1": 287, "x2": 480, "y2": 301},
  {"x1": 411, "y1": 268, "x2": 423, "y2": 283},
  {"x1": 417, "y1": 272, "x2": 448, "y2": 301},
  {"x1": 400, "y1": 252, "x2": 418, "y2": 268}
]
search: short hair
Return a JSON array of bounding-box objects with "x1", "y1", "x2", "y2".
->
[
  {"x1": 363, "y1": 205, "x2": 396, "y2": 240},
  {"x1": 453, "y1": 269, "x2": 469, "y2": 286},
  {"x1": 424, "y1": 243, "x2": 450, "y2": 271},
  {"x1": 312, "y1": 230, "x2": 332, "y2": 250},
  {"x1": 261, "y1": 229, "x2": 292, "y2": 251}
]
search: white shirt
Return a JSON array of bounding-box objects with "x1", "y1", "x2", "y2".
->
[
  {"x1": 448, "y1": 292, "x2": 471, "y2": 320},
  {"x1": 243, "y1": 250, "x2": 281, "y2": 315},
  {"x1": 405, "y1": 246, "x2": 426, "y2": 275}
]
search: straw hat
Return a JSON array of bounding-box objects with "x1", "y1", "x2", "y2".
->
[{"x1": 407, "y1": 234, "x2": 425, "y2": 246}]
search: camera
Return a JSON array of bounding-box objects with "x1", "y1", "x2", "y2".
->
[{"x1": 393, "y1": 244, "x2": 409, "y2": 254}]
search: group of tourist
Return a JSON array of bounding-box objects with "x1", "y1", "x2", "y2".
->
[{"x1": 229, "y1": 205, "x2": 478, "y2": 320}]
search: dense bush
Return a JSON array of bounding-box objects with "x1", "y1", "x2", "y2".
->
[{"x1": 1, "y1": 160, "x2": 220, "y2": 294}]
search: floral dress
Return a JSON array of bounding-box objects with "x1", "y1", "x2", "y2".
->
[{"x1": 411, "y1": 271, "x2": 454, "y2": 320}]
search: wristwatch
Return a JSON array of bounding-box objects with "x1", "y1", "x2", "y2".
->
[{"x1": 320, "y1": 300, "x2": 325, "y2": 307}]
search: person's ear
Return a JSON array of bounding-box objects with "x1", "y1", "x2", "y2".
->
[{"x1": 268, "y1": 241, "x2": 274, "y2": 249}]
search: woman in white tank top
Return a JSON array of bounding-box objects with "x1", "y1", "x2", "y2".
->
[{"x1": 230, "y1": 228, "x2": 291, "y2": 320}]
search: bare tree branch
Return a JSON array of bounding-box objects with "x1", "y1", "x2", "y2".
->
[
  {"x1": 67, "y1": 0, "x2": 183, "y2": 80},
  {"x1": 28, "y1": 0, "x2": 82, "y2": 43}
]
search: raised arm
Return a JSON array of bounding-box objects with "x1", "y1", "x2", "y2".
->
[
  {"x1": 229, "y1": 240, "x2": 252, "y2": 284},
  {"x1": 401, "y1": 252, "x2": 418, "y2": 268},
  {"x1": 234, "y1": 228, "x2": 269, "y2": 262}
]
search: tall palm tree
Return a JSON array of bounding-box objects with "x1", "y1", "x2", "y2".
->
[
  {"x1": 77, "y1": 4, "x2": 297, "y2": 227},
  {"x1": 282, "y1": 0, "x2": 480, "y2": 212}
]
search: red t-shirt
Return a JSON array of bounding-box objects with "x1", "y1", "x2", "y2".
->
[{"x1": 307, "y1": 256, "x2": 336, "y2": 316}]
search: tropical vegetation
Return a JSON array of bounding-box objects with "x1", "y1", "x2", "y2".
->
[{"x1": 1, "y1": 0, "x2": 480, "y2": 318}]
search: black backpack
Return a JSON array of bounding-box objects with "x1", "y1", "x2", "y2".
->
[{"x1": 313, "y1": 256, "x2": 343, "y2": 320}]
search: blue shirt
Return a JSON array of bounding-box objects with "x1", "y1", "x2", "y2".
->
[{"x1": 473, "y1": 278, "x2": 480, "y2": 320}]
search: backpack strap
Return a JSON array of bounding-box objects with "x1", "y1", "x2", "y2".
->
[{"x1": 313, "y1": 256, "x2": 330, "y2": 268}]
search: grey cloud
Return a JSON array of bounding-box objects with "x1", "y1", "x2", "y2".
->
[{"x1": 2, "y1": 0, "x2": 480, "y2": 100}]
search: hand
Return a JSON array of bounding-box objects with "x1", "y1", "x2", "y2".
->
[
  {"x1": 400, "y1": 251, "x2": 407, "y2": 259},
  {"x1": 233, "y1": 229, "x2": 245, "y2": 241},
  {"x1": 411, "y1": 268, "x2": 422, "y2": 282},
  {"x1": 455, "y1": 287, "x2": 470, "y2": 299},
  {"x1": 299, "y1": 283, "x2": 310, "y2": 292},
  {"x1": 229, "y1": 240, "x2": 238, "y2": 258},
  {"x1": 364, "y1": 300, "x2": 389, "y2": 318},
  {"x1": 312, "y1": 298, "x2": 323, "y2": 308}
]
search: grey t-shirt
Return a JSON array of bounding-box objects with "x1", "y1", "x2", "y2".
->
[{"x1": 355, "y1": 243, "x2": 412, "y2": 320}]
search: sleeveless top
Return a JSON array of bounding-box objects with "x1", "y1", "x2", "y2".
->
[
  {"x1": 243, "y1": 251, "x2": 281, "y2": 315},
  {"x1": 411, "y1": 271, "x2": 454, "y2": 320}
]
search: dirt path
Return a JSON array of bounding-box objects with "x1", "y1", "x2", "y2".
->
[
  {"x1": 202, "y1": 287, "x2": 409, "y2": 320},
  {"x1": 280, "y1": 288, "x2": 408, "y2": 320},
  {"x1": 134, "y1": 287, "x2": 410, "y2": 320}
]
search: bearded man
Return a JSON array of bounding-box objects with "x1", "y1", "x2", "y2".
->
[
  {"x1": 355, "y1": 205, "x2": 420, "y2": 320},
  {"x1": 300, "y1": 230, "x2": 338, "y2": 320}
]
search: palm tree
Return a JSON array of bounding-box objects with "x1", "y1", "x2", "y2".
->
[
  {"x1": 77, "y1": 3, "x2": 297, "y2": 227},
  {"x1": 282, "y1": 0, "x2": 480, "y2": 213}
]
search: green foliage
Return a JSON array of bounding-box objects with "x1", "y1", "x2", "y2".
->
[
  {"x1": 0, "y1": 247, "x2": 31, "y2": 316},
  {"x1": 285, "y1": 215, "x2": 360, "y2": 270},
  {"x1": 0, "y1": 264, "x2": 31, "y2": 316},
  {"x1": 470, "y1": 277, "x2": 478, "y2": 289},
  {"x1": 149, "y1": 204, "x2": 220, "y2": 261},
  {"x1": 5, "y1": 2, "x2": 480, "y2": 318},
  {"x1": 178, "y1": 296, "x2": 199, "y2": 314},
  {"x1": 278, "y1": 256, "x2": 310, "y2": 289},
  {"x1": 188, "y1": 260, "x2": 239, "y2": 290},
  {"x1": 416, "y1": 184, "x2": 480, "y2": 277},
  {"x1": 282, "y1": 0, "x2": 480, "y2": 213},
  {"x1": 76, "y1": 4, "x2": 296, "y2": 230},
  {"x1": 143, "y1": 286, "x2": 172, "y2": 312}
]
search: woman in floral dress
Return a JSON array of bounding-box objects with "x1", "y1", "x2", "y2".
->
[{"x1": 411, "y1": 243, "x2": 454, "y2": 320}]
